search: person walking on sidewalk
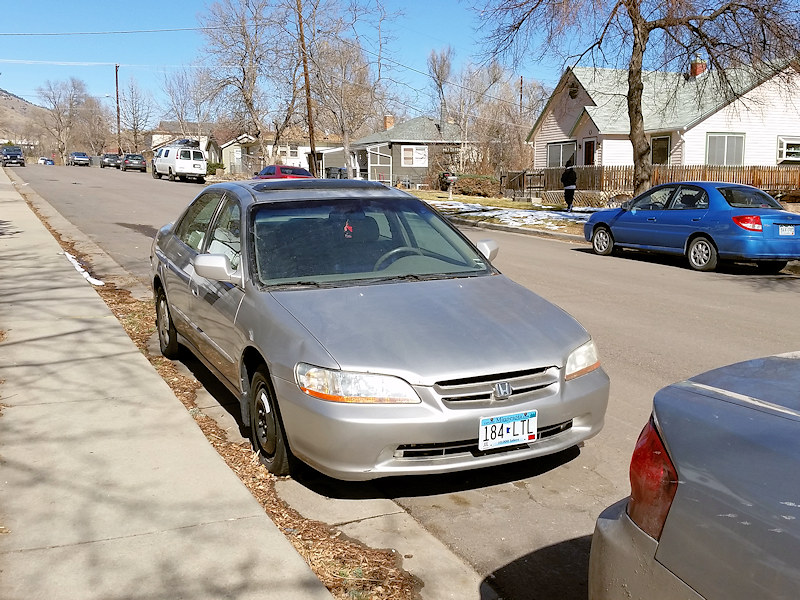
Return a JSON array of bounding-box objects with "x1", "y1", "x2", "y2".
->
[{"x1": 561, "y1": 162, "x2": 577, "y2": 212}]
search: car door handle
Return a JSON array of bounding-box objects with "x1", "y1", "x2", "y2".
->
[
  {"x1": 692, "y1": 218, "x2": 701, "y2": 222},
  {"x1": 647, "y1": 217, "x2": 657, "y2": 221}
]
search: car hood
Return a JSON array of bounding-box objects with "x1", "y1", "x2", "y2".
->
[
  {"x1": 674, "y1": 353, "x2": 800, "y2": 418},
  {"x1": 270, "y1": 274, "x2": 589, "y2": 385}
]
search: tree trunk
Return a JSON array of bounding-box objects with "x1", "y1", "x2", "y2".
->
[{"x1": 626, "y1": 5, "x2": 652, "y2": 196}]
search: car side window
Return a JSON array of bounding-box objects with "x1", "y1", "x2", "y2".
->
[
  {"x1": 173, "y1": 192, "x2": 223, "y2": 252},
  {"x1": 265, "y1": 166, "x2": 275, "y2": 175},
  {"x1": 668, "y1": 187, "x2": 708, "y2": 210},
  {"x1": 206, "y1": 198, "x2": 242, "y2": 270},
  {"x1": 631, "y1": 186, "x2": 676, "y2": 210}
]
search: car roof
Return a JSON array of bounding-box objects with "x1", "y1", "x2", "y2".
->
[{"x1": 210, "y1": 179, "x2": 414, "y2": 207}]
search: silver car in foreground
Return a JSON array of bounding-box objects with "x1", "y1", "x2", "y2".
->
[
  {"x1": 590, "y1": 353, "x2": 800, "y2": 599},
  {"x1": 150, "y1": 179, "x2": 609, "y2": 480}
]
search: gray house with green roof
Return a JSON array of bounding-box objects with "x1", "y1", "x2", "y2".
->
[
  {"x1": 349, "y1": 115, "x2": 465, "y2": 186},
  {"x1": 528, "y1": 61, "x2": 800, "y2": 170}
]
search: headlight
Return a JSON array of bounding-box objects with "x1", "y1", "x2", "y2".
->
[
  {"x1": 295, "y1": 363, "x2": 421, "y2": 404},
  {"x1": 565, "y1": 339, "x2": 601, "y2": 381}
]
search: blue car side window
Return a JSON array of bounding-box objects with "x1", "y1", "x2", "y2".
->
[{"x1": 669, "y1": 187, "x2": 708, "y2": 210}]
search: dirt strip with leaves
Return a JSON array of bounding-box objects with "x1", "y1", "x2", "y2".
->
[{"x1": 24, "y1": 198, "x2": 422, "y2": 600}]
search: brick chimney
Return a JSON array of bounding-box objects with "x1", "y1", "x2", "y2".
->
[
  {"x1": 383, "y1": 115, "x2": 395, "y2": 130},
  {"x1": 690, "y1": 56, "x2": 707, "y2": 77}
]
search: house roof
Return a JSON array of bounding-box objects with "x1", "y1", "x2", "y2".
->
[
  {"x1": 352, "y1": 116, "x2": 464, "y2": 146},
  {"x1": 532, "y1": 64, "x2": 781, "y2": 139}
]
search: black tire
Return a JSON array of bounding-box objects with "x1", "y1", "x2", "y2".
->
[
  {"x1": 168, "y1": 169, "x2": 175, "y2": 182},
  {"x1": 757, "y1": 260, "x2": 788, "y2": 274},
  {"x1": 249, "y1": 368, "x2": 291, "y2": 476},
  {"x1": 591, "y1": 226, "x2": 615, "y2": 256},
  {"x1": 155, "y1": 287, "x2": 180, "y2": 359},
  {"x1": 152, "y1": 167, "x2": 161, "y2": 179},
  {"x1": 687, "y1": 236, "x2": 718, "y2": 271},
  {"x1": 197, "y1": 176, "x2": 206, "y2": 184}
]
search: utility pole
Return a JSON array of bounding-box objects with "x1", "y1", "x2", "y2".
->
[
  {"x1": 115, "y1": 64, "x2": 122, "y2": 154},
  {"x1": 295, "y1": 0, "x2": 317, "y2": 177}
]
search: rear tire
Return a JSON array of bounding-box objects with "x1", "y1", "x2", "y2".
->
[
  {"x1": 168, "y1": 169, "x2": 175, "y2": 182},
  {"x1": 249, "y1": 368, "x2": 291, "y2": 476},
  {"x1": 687, "y1": 237, "x2": 718, "y2": 271},
  {"x1": 197, "y1": 176, "x2": 206, "y2": 184},
  {"x1": 591, "y1": 226, "x2": 615, "y2": 256}
]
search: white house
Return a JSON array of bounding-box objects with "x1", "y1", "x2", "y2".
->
[
  {"x1": 528, "y1": 61, "x2": 800, "y2": 169},
  {"x1": 220, "y1": 128, "x2": 341, "y2": 175}
]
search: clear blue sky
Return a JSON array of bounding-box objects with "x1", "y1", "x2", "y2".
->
[{"x1": 0, "y1": 1, "x2": 562, "y2": 117}]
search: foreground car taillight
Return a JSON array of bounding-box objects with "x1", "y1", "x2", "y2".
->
[
  {"x1": 295, "y1": 363, "x2": 421, "y2": 404},
  {"x1": 626, "y1": 416, "x2": 678, "y2": 540},
  {"x1": 732, "y1": 215, "x2": 763, "y2": 231}
]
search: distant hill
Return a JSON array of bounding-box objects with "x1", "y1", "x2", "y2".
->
[{"x1": 0, "y1": 88, "x2": 48, "y2": 144}]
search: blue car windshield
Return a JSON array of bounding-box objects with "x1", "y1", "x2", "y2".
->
[
  {"x1": 251, "y1": 196, "x2": 492, "y2": 286},
  {"x1": 718, "y1": 186, "x2": 782, "y2": 209}
]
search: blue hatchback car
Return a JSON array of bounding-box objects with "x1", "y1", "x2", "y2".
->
[{"x1": 584, "y1": 182, "x2": 800, "y2": 272}]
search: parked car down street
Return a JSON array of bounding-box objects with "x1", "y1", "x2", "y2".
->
[
  {"x1": 1, "y1": 146, "x2": 26, "y2": 167},
  {"x1": 585, "y1": 182, "x2": 800, "y2": 272},
  {"x1": 100, "y1": 153, "x2": 121, "y2": 169},
  {"x1": 589, "y1": 352, "x2": 800, "y2": 600},
  {"x1": 150, "y1": 179, "x2": 610, "y2": 481},
  {"x1": 253, "y1": 165, "x2": 314, "y2": 179},
  {"x1": 67, "y1": 151, "x2": 91, "y2": 166},
  {"x1": 120, "y1": 153, "x2": 147, "y2": 172}
]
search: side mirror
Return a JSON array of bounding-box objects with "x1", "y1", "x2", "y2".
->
[
  {"x1": 253, "y1": 171, "x2": 260, "y2": 176},
  {"x1": 476, "y1": 239, "x2": 499, "y2": 262},
  {"x1": 194, "y1": 254, "x2": 242, "y2": 286}
]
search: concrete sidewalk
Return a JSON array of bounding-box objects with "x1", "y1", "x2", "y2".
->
[{"x1": 0, "y1": 168, "x2": 333, "y2": 599}]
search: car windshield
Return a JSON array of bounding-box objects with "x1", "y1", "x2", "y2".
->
[
  {"x1": 717, "y1": 186, "x2": 782, "y2": 209},
  {"x1": 251, "y1": 196, "x2": 492, "y2": 286},
  {"x1": 75, "y1": 152, "x2": 88, "y2": 157}
]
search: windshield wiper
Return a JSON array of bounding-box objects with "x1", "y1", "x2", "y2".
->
[{"x1": 269, "y1": 280, "x2": 324, "y2": 289}]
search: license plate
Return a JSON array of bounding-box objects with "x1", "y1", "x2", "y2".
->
[
  {"x1": 779, "y1": 224, "x2": 795, "y2": 236},
  {"x1": 479, "y1": 410, "x2": 538, "y2": 451}
]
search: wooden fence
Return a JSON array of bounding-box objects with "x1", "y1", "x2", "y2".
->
[{"x1": 537, "y1": 165, "x2": 800, "y2": 195}]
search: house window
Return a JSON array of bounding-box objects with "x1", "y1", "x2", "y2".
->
[
  {"x1": 547, "y1": 141, "x2": 577, "y2": 167},
  {"x1": 707, "y1": 133, "x2": 744, "y2": 166},
  {"x1": 290, "y1": 144, "x2": 298, "y2": 158},
  {"x1": 651, "y1": 136, "x2": 670, "y2": 165},
  {"x1": 777, "y1": 137, "x2": 800, "y2": 162},
  {"x1": 278, "y1": 145, "x2": 288, "y2": 157},
  {"x1": 401, "y1": 145, "x2": 428, "y2": 167}
]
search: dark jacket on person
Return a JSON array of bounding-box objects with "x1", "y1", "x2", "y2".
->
[{"x1": 561, "y1": 166, "x2": 577, "y2": 187}]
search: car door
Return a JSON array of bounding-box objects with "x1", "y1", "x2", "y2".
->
[
  {"x1": 161, "y1": 190, "x2": 225, "y2": 350},
  {"x1": 655, "y1": 185, "x2": 710, "y2": 251},
  {"x1": 611, "y1": 185, "x2": 678, "y2": 247},
  {"x1": 189, "y1": 196, "x2": 246, "y2": 386}
]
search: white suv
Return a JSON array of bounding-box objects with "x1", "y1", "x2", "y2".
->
[{"x1": 153, "y1": 143, "x2": 207, "y2": 183}]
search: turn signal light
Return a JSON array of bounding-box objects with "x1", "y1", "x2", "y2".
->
[
  {"x1": 626, "y1": 416, "x2": 678, "y2": 540},
  {"x1": 732, "y1": 215, "x2": 763, "y2": 231}
]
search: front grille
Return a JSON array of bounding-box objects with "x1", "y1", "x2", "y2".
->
[
  {"x1": 394, "y1": 419, "x2": 573, "y2": 459},
  {"x1": 434, "y1": 366, "x2": 558, "y2": 405}
]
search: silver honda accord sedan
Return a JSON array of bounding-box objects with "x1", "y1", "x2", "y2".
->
[
  {"x1": 590, "y1": 353, "x2": 800, "y2": 599},
  {"x1": 150, "y1": 179, "x2": 609, "y2": 480}
]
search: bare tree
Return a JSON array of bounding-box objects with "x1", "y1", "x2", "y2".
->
[
  {"x1": 428, "y1": 46, "x2": 454, "y2": 127},
  {"x1": 477, "y1": 0, "x2": 800, "y2": 194},
  {"x1": 162, "y1": 67, "x2": 218, "y2": 139},
  {"x1": 36, "y1": 78, "x2": 87, "y2": 163},
  {"x1": 200, "y1": 0, "x2": 301, "y2": 167},
  {"x1": 119, "y1": 78, "x2": 155, "y2": 152},
  {"x1": 76, "y1": 96, "x2": 114, "y2": 155}
]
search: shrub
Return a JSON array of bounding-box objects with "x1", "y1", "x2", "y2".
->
[{"x1": 207, "y1": 161, "x2": 225, "y2": 175}]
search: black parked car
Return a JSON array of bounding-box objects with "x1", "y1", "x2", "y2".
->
[
  {"x1": 120, "y1": 153, "x2": 147, "y2": 172},
  {"x1": 1, "y1": 146, "x2": 26, "y2": 167},
  {"x1": 100, "y1": 153, "x2": 121, "y2": 169}
]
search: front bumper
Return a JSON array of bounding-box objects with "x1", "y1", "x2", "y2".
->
[
  {"x1": 589, "y1": 499, "x2": 704, "y2": 600},
  {"x1": 274, "y1": 366, "x2": 610, "y2": 481}
]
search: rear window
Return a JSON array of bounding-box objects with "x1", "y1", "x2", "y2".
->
[
  {"x1": 717, "y1": 186, "x2": 782, "y2": 209},
  {"x1": 281, "y1": 166, "x2": 312, "y2": 176},
  {"x1": 192, "y1": 150, "x2": 204, "y2": 161},
  {"x1": 128, "y1": 154, "x2": 144, "y2": 160}
]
